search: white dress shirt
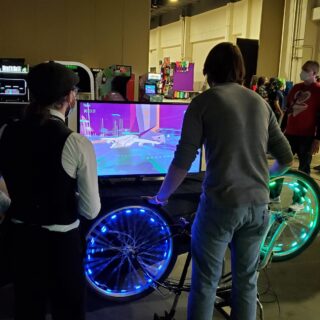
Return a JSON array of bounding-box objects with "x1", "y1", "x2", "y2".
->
[{"x1": 0, "y1": 109, "x2": 101, "y2": 232}]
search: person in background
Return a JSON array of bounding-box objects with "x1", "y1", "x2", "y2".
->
[
  {"x1": 105, "y1": 76, "x2": 128, "y2": 101},
  {"x1": 0, "y1": 62, "x2": 101, "y2": 320},
  {"x1": 249, "y1": 74, "x2": 258, "y2": 91},
  {"x1": 267, "y1": 78, "x2": 285, "y2": 123},
  {"x1": 147, "y1": 42, "x2": 293, "y2": 320},
  {"x1": 256, "y1": 76, "x2": 269, "y2": 101},
  {"x1": 278, "y1": 78, "x2": 289, "y2": 111},
  {"x1": 282, "y1": 60, "x2": 320, "y2": 184}
]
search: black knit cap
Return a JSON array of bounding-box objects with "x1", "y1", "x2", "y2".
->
[{"x1": 27, "y1": 61, "x2": 79, "y2": 106}]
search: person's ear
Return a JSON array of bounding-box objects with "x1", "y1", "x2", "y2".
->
[{"x1": 67, "y1": 90, "x2": 76, "y2": 106}]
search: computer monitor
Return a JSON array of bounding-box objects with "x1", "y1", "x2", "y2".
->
[
  {"x1": 144, "y1": 83, "x2": 157, "y2": 95},
  {"x1": 77, "y1": 101, "x2": 201, "y2": 177}
]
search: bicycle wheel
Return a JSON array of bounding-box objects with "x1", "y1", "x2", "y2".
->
[
  {"x1": 265, "y1": 169, "x2": 320, "y2": 261},
  {"x1": 84, "y1": 199, "x2": 177, "y2": 302}
]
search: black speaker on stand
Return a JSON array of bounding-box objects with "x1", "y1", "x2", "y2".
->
[{"x1": 236, "y1": 38, "x2": 259, "y2": 88}]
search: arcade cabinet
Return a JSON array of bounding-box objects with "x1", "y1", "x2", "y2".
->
[
  {"x1": 96, "y1": 65, "x2": 134, "y2": 101},
  {"x1": 55, "y1": 61, "x2": 95, "y2": 100},
  {"x1": 0, "y1": 58, "x2": 29, "y2": 286},
  {"x1": 139, "y1": 73, "x2": 163, "y2": 102},
  {"x1": 0, "y1": 58, "x2": 29, "y2": 103},
  {"x1": 0, "y1": 58, "x2": 29, "y2": 127}
]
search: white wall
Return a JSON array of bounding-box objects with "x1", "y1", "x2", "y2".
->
[
  {"x1": 160, "y1": 21, "x2": 183, "y2": 48},
  {"x1": 279, "y1": 0, "x2": 320, "y2": 82},
  {"x1": 149, "y1": 0, "x2": 263, "y2": 89},
  {"x1": 189, "y1": 8, "x2": 227, "y2": 43},
  {"x1": 162, "y1": 46, "x2": 182, "y2": 63},
  {"x1": 192, "y1": 40, "x2": 222, "y2": 90}
]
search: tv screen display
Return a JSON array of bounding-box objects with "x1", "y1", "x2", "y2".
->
[
  {"x1": 145, "y1": 84, "x2": 156, "y2": 95},
  {"x1": 77, "y1": 101, "x2": 201, "y2": 177}
]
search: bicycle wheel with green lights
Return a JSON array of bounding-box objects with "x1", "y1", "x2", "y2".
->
[
  {"x1": 84, "y1": 199, "x2": 177, "y2": 302},
  {"x1": 266, "y1": 169, "x2": 320, "y2": 261}
]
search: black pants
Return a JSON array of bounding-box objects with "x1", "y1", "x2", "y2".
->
[
  {"x1": 270, "y1": 135, "x2": 313, "y2": 202},
  {"x1": 9, "y1": 224, "x2": 86, "y2": 320},
  {"x1": 286, "y1": 135, "x2": 314, "y2": 175}
]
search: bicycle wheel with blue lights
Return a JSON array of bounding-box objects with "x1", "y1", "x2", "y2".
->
[
  {"x1": 84, "y1": 200, "x2": 176, "y2": 301},
  {"x1": 265, "y1": 169, "x2": 320, "y2": 261}
]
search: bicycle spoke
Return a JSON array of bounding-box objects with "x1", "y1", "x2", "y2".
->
[
  {"x1": 85, "y1": 205, "x2": 174, "y2": 299},
  {"x1": 267, "y1": 171, "x2": 320, "y2": 260}
]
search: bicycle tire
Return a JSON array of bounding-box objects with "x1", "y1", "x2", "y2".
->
[
  {"x1": 84, "y1": 198, "x2": 177, "y2": 302},
  {"x1": 266, "y1": 169, "x2": 320, "y2": 261}
]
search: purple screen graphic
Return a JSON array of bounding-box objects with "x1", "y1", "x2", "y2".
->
[{"x1": 78, "y1": 101, "x2": 201, "y2": 177}]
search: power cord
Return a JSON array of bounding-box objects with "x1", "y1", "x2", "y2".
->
[{"x1": 258, "y1": 268, "x2": 281, "y2": 316}]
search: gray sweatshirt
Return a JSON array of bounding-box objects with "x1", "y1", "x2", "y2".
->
[{"x1": 172, "y1": 82, "x2": 293, "y2": 207}]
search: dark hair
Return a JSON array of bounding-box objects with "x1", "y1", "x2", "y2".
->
[
  {"x1": 203, "y1": 42, "x2": 245, "y2": 85},
  {"x1": 111, "y1": 76, "x2": 129, "y2": 100},
  {"x1": 25, "y1": 96, "x2": 67, "y2": 122},
  {"x1": 257, "y1": 76, "x2": 267, "y2": 87},
  {"x1": 25, "y1": 62, "x2": 79, "y2": 121}
]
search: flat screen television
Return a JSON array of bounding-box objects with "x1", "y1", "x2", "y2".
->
[{"x1": 77, "y1": 101, "x2": 201, "y2": 177}]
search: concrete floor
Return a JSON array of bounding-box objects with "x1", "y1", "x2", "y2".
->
[{"x1": 0, "y1": 155, "x2": 320, "y2": 320}]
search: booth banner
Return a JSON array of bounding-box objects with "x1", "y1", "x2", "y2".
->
[{"x1": 172, "y1": 63, "x2": 194, "y2": 92}]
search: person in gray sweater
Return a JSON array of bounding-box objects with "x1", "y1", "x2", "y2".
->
[{"x1": 147, "y1": 42, "x2": 293, "y2": 320}]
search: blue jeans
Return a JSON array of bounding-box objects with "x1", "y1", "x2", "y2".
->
[{"x1": 188, "y1": 195, "x2": 269, "y2": 320}]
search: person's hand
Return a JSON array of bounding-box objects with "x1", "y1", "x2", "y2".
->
[
  {"x1": 311, "y1": 139, "x2": 320, "y2": 155},
  {"x1": 269, "y1": 160, "x2": 292, "y2": 178},
  {"x1": 141, "y1": 195, "x2": 168, "y2": 206}
]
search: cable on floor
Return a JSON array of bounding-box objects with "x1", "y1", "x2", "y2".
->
[{"x1": 258, "y1": 268, "x2": 281, "y2": 316}]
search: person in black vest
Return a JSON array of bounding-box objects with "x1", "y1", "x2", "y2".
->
[{"x1": 0, "y1": 62, "x2": 101, "y2": 320}]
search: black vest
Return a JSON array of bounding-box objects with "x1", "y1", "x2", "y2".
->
[{"x1": 0, "y1": 116, "x2": 77, "y2": 225}]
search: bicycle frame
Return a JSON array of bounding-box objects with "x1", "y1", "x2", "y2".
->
[
  {"x1": 153, "y1": 203, "x2": 309, "y2": 319},
  {"x1": 84, "y1": 170, "x2": 320, "y2": 319},
  {"x1": 259, "y1": 212, "x2": 287, "y2": 271}
]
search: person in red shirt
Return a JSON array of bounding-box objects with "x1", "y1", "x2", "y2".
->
[
  {"x1": 283, "y1": 61, "x2": 320, "y2": 173},
  {"x1": 281, "y1": 60, "x2": 320, "y2": 210}
]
